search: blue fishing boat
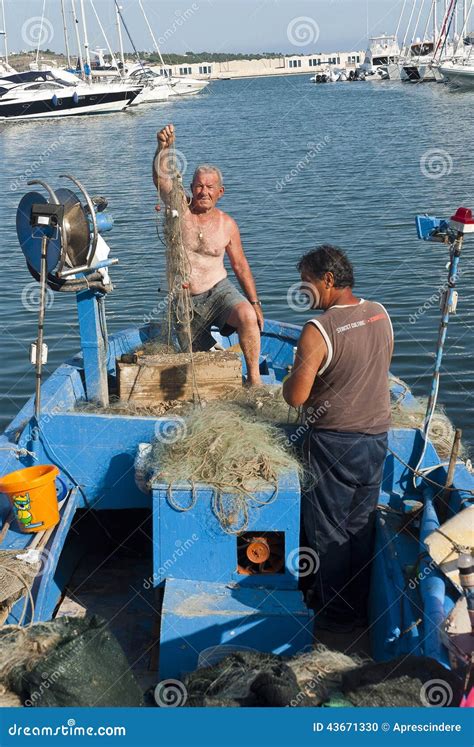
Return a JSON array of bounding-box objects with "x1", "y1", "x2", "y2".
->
[{"x1": 0, "y1": 177, "x2": 473, "y2": 706}]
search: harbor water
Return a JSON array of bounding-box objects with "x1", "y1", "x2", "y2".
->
[{"x1": 0, "y1": 74, "x2": 472, "y2": 448}]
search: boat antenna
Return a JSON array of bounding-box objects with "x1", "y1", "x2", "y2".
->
[
  {"x1": 114, "y1": 0, "x2": 147, "y2": 73},
  {"x1": 60, "y1": 0, "x2": 72, "y2": 68},
  {"x1": 0, "y1": 0, "x2": 9, "y2": 65},
  {"x1": 70, "y1": 0, "x2": 85, "y2": 79},
  {"x1": 88, "y1": 0, "x2": 123, "y2": 76},
  {"x1": 139, "y1": 0, "x2": 167, "y2": 70}
]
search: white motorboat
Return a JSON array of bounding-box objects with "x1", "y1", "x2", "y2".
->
[
  {"x1": 439, "y1": 58, "x2": 474, "y2": 88},
  {"x1": 361, "y1": 34, "x2": 401, "y2": 76},
  {"x1": 0, "y1": 69, "x2": 141, "y2": 121}
]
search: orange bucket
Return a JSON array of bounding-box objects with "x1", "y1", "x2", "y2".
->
[{"x1": 0, "y1": 464, "x2": 60, "y2": 533}]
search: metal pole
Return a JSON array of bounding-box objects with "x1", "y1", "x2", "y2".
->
[
  {"x1": 116, "y1": 3, "x2": 126, "y2": 71},
  {"x1": 34, "y1": 236, "x2": 49, "y2": 422},
  {"x1": 395, "y1": 0, "x2": 409, "y2": 39},
  {"x1": 139, "y1": 0, "x2": 166, "y2": 69},
  {"x1": 0, "y1": 0, "x2": 8, "y2": 65},
  {"x1": 89, "y1": 0, "x2": 122, "y2": 74},
  {"x1": 71, "y1": 0, "x2": 85, "y2": 78},
  {"x1": 79, "y1": 0, "x2": 93, "y2": 82},
  {"x1": 60, "y1": 0, "x2": 72, "y2": 68},
  {"x1": 36, "y1": 0, "x2": 47, "y2": 68}
]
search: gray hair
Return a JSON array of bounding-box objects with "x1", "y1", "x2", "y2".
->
[{"x1": 192, "y1": 163, "x2": 224, "y2": 186}]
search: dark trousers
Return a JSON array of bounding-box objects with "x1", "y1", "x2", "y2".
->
[{"x1": 303, "y1": 428, "x2": 388, "y2": 620}]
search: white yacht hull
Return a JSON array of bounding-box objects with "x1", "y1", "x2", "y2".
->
[
  {"x1": 130, "y1": 84, "x2": 172, "y2": 106},
  {"x1": 439, "y1": 62, "x2": 474, "y2": 89}
]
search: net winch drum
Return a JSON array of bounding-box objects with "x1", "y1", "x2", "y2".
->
[
  {"x1": 15, "y1": 176, "x2": 119, "y2": 411},
  {"x1": 16, "y1": 175, "x2": 116, "y2": 291}
]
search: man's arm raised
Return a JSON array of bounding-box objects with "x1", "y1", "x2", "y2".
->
[{"x1": 153, "y1": 124, "x2": 189, "y2": 213}]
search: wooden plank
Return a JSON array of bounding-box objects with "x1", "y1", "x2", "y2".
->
[{"x1": 118, "y1": 351, "x2": 242, "y2": 404}]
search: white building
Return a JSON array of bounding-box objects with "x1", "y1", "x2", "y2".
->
[{"x1": 154, "y1": 51, "x2": 365, "y2": 80}]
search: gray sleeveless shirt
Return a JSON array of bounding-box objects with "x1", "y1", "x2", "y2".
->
[{"x1": 306, "y1": 299, "x2": 393, "y2": 435}]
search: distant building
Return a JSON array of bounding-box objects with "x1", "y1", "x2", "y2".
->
[{"x1": 151, "y1": 51, "x2": 365, "y2": 80}]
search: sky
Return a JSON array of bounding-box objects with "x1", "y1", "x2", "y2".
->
[{"x1": 1, "y1": 0, "x2": 408, "y2": 56}]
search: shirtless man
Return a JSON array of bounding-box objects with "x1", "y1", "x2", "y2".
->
[{"x1": 153, "y1": 123, "x2": 263, "y2": 386}]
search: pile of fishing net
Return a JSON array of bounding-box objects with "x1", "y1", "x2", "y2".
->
[
  {"x1": 141, "y1": 400, "x2": 303, "y2": 533},
  {"x1": 181, "y1": 647, "x2": 465, "y2": 707},
  {"x1": 0, "y1": 615, "x2": 143, "y2": 707},
  {"x1": 0, "y1": 550, "x2": 41, "y2": 627},
  {"x1": 77, "y1": 382, "x2": 296, "y2": 424},
  {"x1": 390, "y1": 394, "x2": 466, "y2": 459}
]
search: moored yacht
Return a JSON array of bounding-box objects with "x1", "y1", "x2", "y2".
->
[{"x1": 0, "y1": 69, "x2": 141, "y2": 121}]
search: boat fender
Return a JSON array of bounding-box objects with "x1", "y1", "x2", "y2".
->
[
  {"x1": 73, "y1": 91, "x2": 79, "y2": 104},
  {"x1": 51, "y1": 95, "x2": 58, "y2": 107}
]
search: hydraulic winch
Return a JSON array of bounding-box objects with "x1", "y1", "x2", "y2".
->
[{"x1": 16, "y1": 176, "x2": 118, "y2": 430}]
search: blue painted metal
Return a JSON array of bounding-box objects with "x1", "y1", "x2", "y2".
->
[
  {"x1": 76, "y1": 289, "x2": 109, "y2": 406},
  {"x1": 0, "y1": 318, "x2": 472, "y2": 673},
  {"x1": 152, "y1": 469, "x2": 302, "y2": 589},
  {"x1": 159, "y1": 578, "x2": 313, "y2": 680},
  {"x1": 419, "y1": 486, "x2": 454, "y2": 667},
  {"x1": 16, "y1": 191, "x2": 62, "y2": 275}
]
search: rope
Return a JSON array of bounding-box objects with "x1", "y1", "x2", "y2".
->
[
  {"x1": 0, "y1": 565, "x2": 35, "y2": 627},
  {"x1": 387, "y1": 446, "x2": 474, "y2": 496}
]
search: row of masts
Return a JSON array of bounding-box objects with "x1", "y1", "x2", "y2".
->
[
  {"x1": 0, "y1": 0, "x2": 171, "y2": 82},
  {"x1": 395, "y1": 0, "x2": 472, "y2": 62}
]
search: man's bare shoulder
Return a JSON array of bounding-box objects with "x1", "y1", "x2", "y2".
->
[{"x1": 217, "y1": 209, "x2": 241, "y2": 232}]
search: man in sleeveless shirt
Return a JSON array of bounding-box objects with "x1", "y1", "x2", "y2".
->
[{"x1": 283, "y1": 246, "x2": 393, "y2": 633}]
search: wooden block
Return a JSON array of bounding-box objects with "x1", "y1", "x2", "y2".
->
[{"x1": 117, "y1": 350, "x2": 242, "y2": 403}]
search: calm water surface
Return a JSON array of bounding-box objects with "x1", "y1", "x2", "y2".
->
[{"x1": 0, "y1": 75, "x2": 473, "y2": 448}]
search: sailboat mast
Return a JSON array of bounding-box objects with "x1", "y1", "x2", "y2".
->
[
  {"x1": 395, "y1": 0, "x2": 409, "y2": 39},
  {"x1": 116, "y1": 3, "x2": 126, "y2": 70},
  {"x1": 79, "y1": 0, "x2": 93, "y2": 82},
  {"x1": 0, "y1": 0, "x2": 8, "y2": 64},
  {"x1": 71, "y1": 0, "x2": 85, "y2": 79},
  {"x1": 60, "y1": 0, "x2": 72, "y2": 68},
  {"x1": 138, "y1": 0, "x2": 166, "y2": 69},
  {"x1": 89, "y1": 0, "x2": 122, "y2": 74}
]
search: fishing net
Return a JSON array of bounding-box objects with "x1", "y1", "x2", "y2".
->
[
  {"x1": 144, "y1": 401, "x2": 304, "y2": 534},
  {"x1": 390, "y1": 395, "x2": 466, "y2": 459},
  {"x1": 183, "y1": 648, "x2": 466, "y2": 708},
  {"x1": 183, "y1": 646, "x2": 363, "y2": 707},
  {"x1": 156, "y1": 144, "x2": 195, "y2": 355},
  {"x1": 0, "y1": 615, "x2": 144, "y2": 707},
  {"x1": 0, "y1": 549, "x2": 39, "y2": 626}
]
